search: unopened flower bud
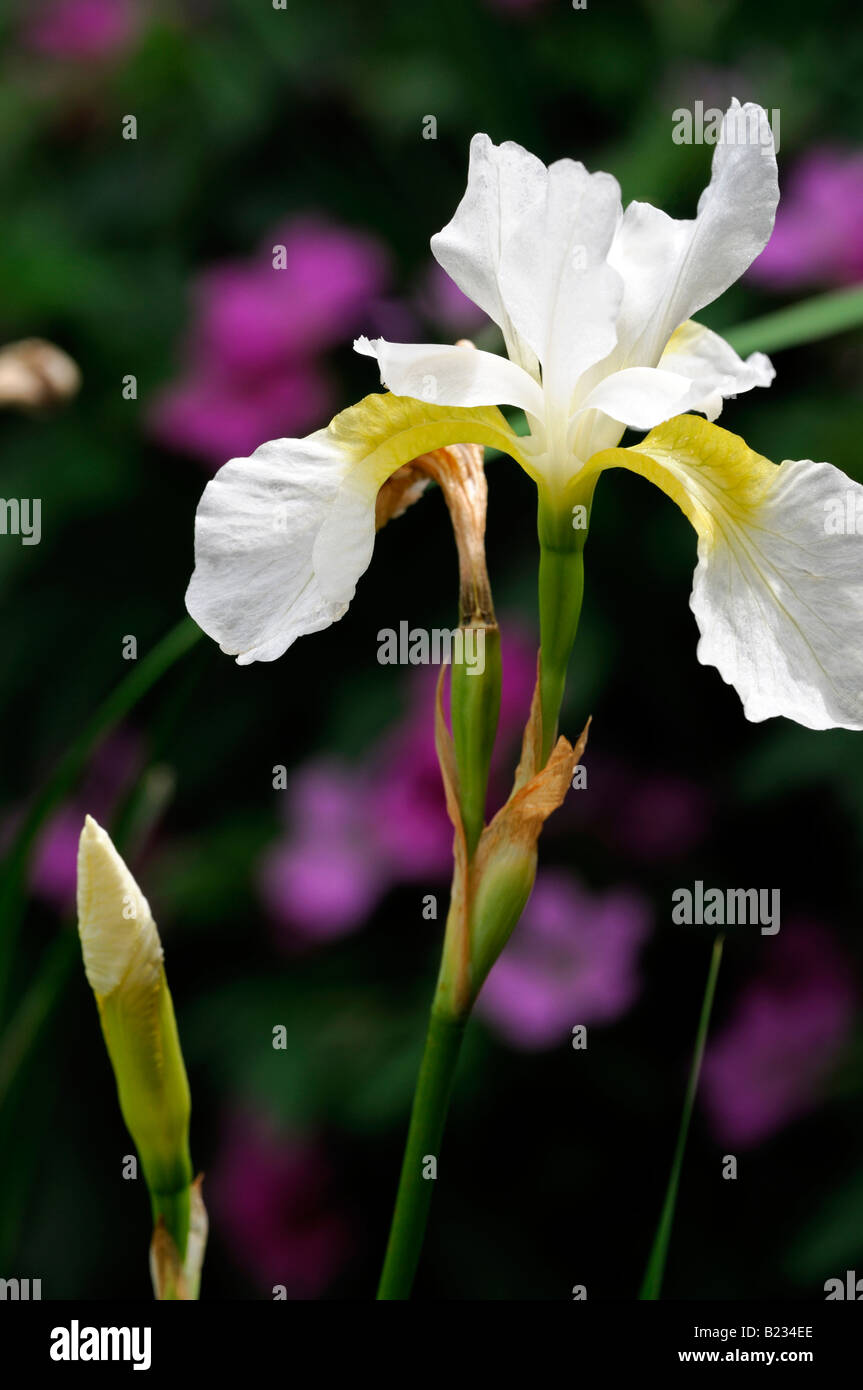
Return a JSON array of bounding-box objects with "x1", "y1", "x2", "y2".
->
[{"x1": 77, "y1": 816, "x2": 193, "y2": 1259}]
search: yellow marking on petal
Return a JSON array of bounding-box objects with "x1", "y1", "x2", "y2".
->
[
  {"x1": 328, "y1": 392, "x2": 528, "y2": 491},
  {"x1": 584, "y1": 414, "x2": 777, "y2": 543}
]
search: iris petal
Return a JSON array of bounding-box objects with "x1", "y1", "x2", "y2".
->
[
  {"x1": 587, "y1": 415, "x2": 863, "y2": 730},
  {"x1": 185, "y1": 394, "x2": 524, "y2": 664}
]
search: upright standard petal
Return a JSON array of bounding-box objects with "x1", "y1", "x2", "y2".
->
[
  {"x1": 430, "y1": 134, "x2": 548, "y2": 374},
  {"x1": 604, "y1": 101, "x2": 779, "y2": 372},
  {"x1": 186, "y1": 394, "x2": 525, "y2": 664},
  {"x1": 497, "y1": 158, "x2": 623, "y2": 414},
  {"x1": 431, "y1": 137, "x2": 624, "y2": 413},
  {"x1": 586, "y1": 416, "x2": 863, "y2": 730}
]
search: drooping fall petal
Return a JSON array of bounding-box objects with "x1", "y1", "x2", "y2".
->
[
  {"x1": 186, "y1": 393, "x2": 525, "y2": 664},
  {"x1": 586, "y1": 415, "x2": 863, "y2": 729}
]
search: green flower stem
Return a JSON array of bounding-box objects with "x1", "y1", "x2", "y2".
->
[
  {"x1": 450, "y1": 625, "x2": 502, "y2": 857},
  {"x1": 725, "y1": 285, "x2": 863, "y2": 358},
  {"x1": 0, "y1": 616, "x2": 201, "y2": 1022},
  {"x1": 377, "y1": 1005, "x2": 466, "y2": 1300},
  {"x1": 152, "y1": 1184, "x2": 194, "y2": 1269},
  {"x1": 639, "y1": 933, "x2": 725, "y2": 1300},
  {"x1": 537, "y1": 487, "x2": 590, "y2": 764},
  {"x1": 99, "y1": 974, "x2": 194, "y2": 1259}
]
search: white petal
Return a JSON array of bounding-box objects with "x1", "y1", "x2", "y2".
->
[
  {"x1": 186, "y1": 395, "x2": 523, "y2": 664},
  {"x1": 573, "y1": 322, "x2": 774, "y2": 436},
  {"x1": 658, "y1": 319, "x2": 774, "y2": 417},
  {"x1": 606, "y1": 101, "x2": 779, "y2": 370},
  {"x1": 590, "y1": 416, "x2": 863, "y2": 731},
  {"x1": 575, "y1": 366, "x2": 711, "y2": 432},
  {"x1": 354, "y1": 335, "x2": 545, "y2": 419},
  {"x1": 693, "y1": 459, "x2": 863, "y2": 729},
  {"x1": 186, "y1": 432, "x2": 358, "y2": 665},
  {"x1": 77, "y1": 815, "x2": 162, "y2": 999},
  {"x1": 496, "y1": 159, "x2": 623, "y2": 407},
  {"x1": 430, "y1": 134, "x2": 547, "y2": 373}
]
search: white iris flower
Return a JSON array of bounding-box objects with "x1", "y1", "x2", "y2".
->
[{"x1": 187, "y1": 101, "x2": 863, "y2": 731}]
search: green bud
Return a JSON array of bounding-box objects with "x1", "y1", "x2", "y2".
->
[
  {"x1": 77, "y1": 816, "x2": 193, "y2": 1258},
  {"x1": 469, "y1": 844, "x2": 537, "y2": 993},
  {"x1": 450, "y1": 623, "x2": 502, "y2": 857}
]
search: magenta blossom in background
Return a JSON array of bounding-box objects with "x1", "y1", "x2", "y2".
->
[
  {"x1": 192, "y1": 222, "x2": 391, "y2": 374},
  {"x1": 414, "y1": 261, "x2": 490, "y2": 338},
  {"x1": 150, "y1": 217, "x2": 392, "y2": 469},
  {"x1": 477, "y1": 870, "x2": 652, "y2": 1050},
  {"x1": 20, "y1": 0, "x2": 142, "y2": 60},
  {"x1": 210, "y1": 1111, "x2": 351, "y2": 1297},
  {"x1": 701, "y1": 923, "x2": 856, "y2": 1148},
  {"x1": 28, "y1": 728, "x2": 142, "y2": 912},
  {"x1": 750, "y1": 148, "x2": 863, "y2": 288},
  {"x1": 150, "y1": 361, "x2": 333, "y2": 467},
  {"x1": 259, "y1": 624, "x2": 538, "y2": 946},
  {"x1": 259, "y1": 763, "x2": 387, "y2": 942},
  {"x1": 562, "y1": 751, "x2": 711, "y2": 862}
]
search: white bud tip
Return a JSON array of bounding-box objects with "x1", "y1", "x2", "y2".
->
[{"x1": 77, "y1": 815, "x2": 163, "y2": 999}]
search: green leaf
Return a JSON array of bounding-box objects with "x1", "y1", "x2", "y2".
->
[
  {"x1": 725, "y1": 286, "x2": 863, "y2": 357},
  {"x1": 639, "y1": 935, "x2": 724, "y2": 1300}
]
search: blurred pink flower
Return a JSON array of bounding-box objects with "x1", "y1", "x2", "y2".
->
[
  {"x1": 28, "y1": 729, "x2": 142, "y2": 912},
  {"x1": 150, "y1": 361, "x2": 333, "y2": 466},
  {"x1": 20, "y1": 0, "x2": 142, "y2": 59},
  {"x1": 259, "y1": 763, "x2": 386, "y2": 942},
  {"x1": 193, "y1": 221, "x2": 391, "y2": 374},
  {"x1": 563, "y1": 752, "x2": 711, "y2": 861},
  {"x1": 750, "y1": 149, "x2": 863, "y2": 288},
  {"x1": 414, "y1": 261, "x2": 490, "y2": 338},
  {"x1": 259, "y1": 624, "x2": 537, "y2": 945},
  {"x1": 615, "y1": 774, "x2": 710, "y2": 859},
  {"x1": 210, "y1": 1111, "x2": 351, "y2": 1297},
  {"x1": 476, "y1": 870, "x2": 652, "y2": 1049},
  {"x1": 150, "y1": 217, "x2": 391, "y2": 469},
  {"x1": 701, "y1": 923, "x2": 856, "y2": 1147}
]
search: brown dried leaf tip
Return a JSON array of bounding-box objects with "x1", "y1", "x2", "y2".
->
[
  {"x1": 149, "y1": 1175, "x2": 208, "y2": 1301},
  {"x1": 373, "y1": 350, "x2": 494, "y2": 626},
  {"x1": 0, "y1": 338, "x2": 81, "y2": 410}
]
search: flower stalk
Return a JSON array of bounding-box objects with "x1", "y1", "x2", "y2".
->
[
  {"x1": 536, "y1": 481, "x2": 593, "y2": 764},
  {"x1": 377, "y1": 628, "x2": 587, "y2": 1297},
  {"x1": 377, "y1": 1006, "x2": 467, "y2": 1299}
]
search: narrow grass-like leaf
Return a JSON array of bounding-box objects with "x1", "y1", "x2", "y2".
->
[
  {"x1": 725, "y1": 286, "x2": 863, "y2": 357},
  {"x1": 639, "y1": 934, "x2": 724, "y2": 1300}
]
